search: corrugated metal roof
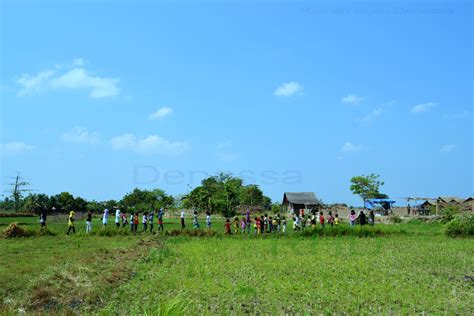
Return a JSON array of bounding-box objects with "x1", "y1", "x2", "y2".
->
[{"x1": 283, "y1": 192, "x2": 321, "y2": 205}]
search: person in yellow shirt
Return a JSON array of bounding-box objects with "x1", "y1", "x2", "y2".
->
[
  {"x1": 67, "y1": 211, "x2": 76, "y2": 235},
  {"x1": 334, "y1": 213, "x2": 340, "y2": 226}
]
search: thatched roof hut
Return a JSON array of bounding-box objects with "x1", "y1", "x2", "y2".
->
[{"x1": 282, "y1": 192, "x2": 322, "y2": 214}]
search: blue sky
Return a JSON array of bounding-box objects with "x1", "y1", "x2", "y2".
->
[{"x1": 1, "y1": 0, "x2": 472, "y2": 206}]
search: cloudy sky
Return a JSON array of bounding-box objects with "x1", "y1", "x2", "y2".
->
[{"x1": 1, "y1": 1, "x2": 472, "y2": 205}]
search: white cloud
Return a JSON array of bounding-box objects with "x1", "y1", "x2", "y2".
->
[
  {"x1": 51, "y1": 68, "x2": 119, "y2": 98},
  {"x1": 216, "y1": 142, "x2": 237, "y2": 161},
  {"x1": 16, "y1": 71, "x2": 54, "y2": 96},
  {"x1": 411, "y1": 102, "x2": 436, "y2": 113},
  {"x1": 15, "y1": 59, "x2": 119, "y2": 99},
  {"x1": 440, "y1": 144, "x2": 455, "y2": 153},
  {"x1": 342, "y1": 94, "x2": 364, "y2": 105},
  {"x1": 360, "y1": 107, "x2": 383, "y2": 122},
  {"x1": 110, "y1": 134, "x2": 188, "y2": 155},
  {"x1": 61, "y1": 127, "x2": 100, "y2": 144},
  {"x1": 149, "y1": 107, "x2": 173, "y2": 120},
  {"x1": 274, "y1": 81, "x2": 303, "y2": 97},
  {"x1": 0, "y1": 142, "x2": 35, "y2": 155},
  {"x1": 341, "y1": 142, "x2": 362, "y2": 153}
]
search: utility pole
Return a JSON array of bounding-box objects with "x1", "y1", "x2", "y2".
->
[{"x1": 7, "y1": 173, "x2": 32, "y2": 212}]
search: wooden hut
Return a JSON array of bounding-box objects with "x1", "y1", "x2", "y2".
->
[{"x1": 282, "y1": 192, "x2": 322, "y2": 214}]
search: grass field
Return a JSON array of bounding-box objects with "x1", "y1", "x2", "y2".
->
[{"x1": 1, "y1": 216, "x2": 473, "y2": 314}]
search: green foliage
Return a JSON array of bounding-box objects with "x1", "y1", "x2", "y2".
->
[
  {"x1": 349, "y1": 173, "x2": 386, "y2": 203},
  {"x1": 183, "y1": 173, "x2": 271, "y2": 215},
  {"x1": 440, "y1": 205, "x2": 460, "y2": 223},
  {"x1": 445, "y1": 214, "x2": 474, "y2": 237},
  {"x1": 271, "y1": 203, "x2": 282, "y2": 214},
  {"x1": 121, "y1": 188, "x2": 174, "y2": 212}
]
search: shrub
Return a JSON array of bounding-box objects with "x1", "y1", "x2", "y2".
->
[
  {"x1": 440, "y1": 205, "x2": 460, "y2": 224},
  {"x1": 445, "y1": 214, "x2": 474, "y2": 237},
  {"x1": 3, "y1": 222, "x2": 34, "y2": 238}
]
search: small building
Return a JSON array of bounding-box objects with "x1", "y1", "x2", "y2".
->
[
  {"x1": 420, "y1": 200, "x2": 436, "y2": 210},
  {"x1": 282, "y1": 192, "x2": 322, "y2": 214},
  {"x1": 438, "y1": 196, "x2": 464, "y2": 204}
]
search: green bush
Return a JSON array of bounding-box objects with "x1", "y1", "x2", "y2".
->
[
  {"x1": 440, "y1": 205, "x2": 460, "y2": 224},
  {"x1": 445, "y1": 214, "x2": 474, "y2": 237}
]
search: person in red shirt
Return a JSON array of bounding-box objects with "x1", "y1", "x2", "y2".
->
[
  {"x1": 255, "y1": 217, "x2": 261, "y2": 234},
  {"x1": 225, "y1": 218, "x2": 232, "y2": 235},
  {"x1": 133, "y1": 212, "x2": 139, "y2": 232},
  {"x1": 319, "y1": 211, "x2": 325, "y2": 228}
]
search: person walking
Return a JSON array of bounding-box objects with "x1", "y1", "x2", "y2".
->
[
  {"x1": 39, "y1": 209, "x2": 47, "y2": 228},
  {"x1": 130, "y1": 213, "x2": 135, "y2": 232},
  {"x1": 148, "y1": 211, "x2": 155, "y2": 233},
  {"x1": 142, "y1": 212, "x2": 148, "y2": 232},
  {"x1": 206, "y1": 211, "x2": 211, "y2": 230},
  {"x1": 368, "y1": 210, "x2": 375, "y2": 226},
  {"x1": 133, "y1": 212, "x2": 139, "y2": 232},
  {"x1": 85, "y1": 210, "x2": 92, "y2": 233},
  {"x1": 102, "y1": 208, "x2": 109, "y2": 228},
  {"x1": 67, "y1": 211, "x2": 76, "y2": 235},
  {"x1": 348, "y1": 210, "x2": 356, "y2": 227},
  {"x1": 245, "y1": 210, "x2": 251, "y2": 234},
  {"x1": 328, "y1": 211, "x2": 334, "y2": 227},
  {"x1": 319, "y1": 211, "x2": 325, "y2": 228},
  {"x1": 225, "y1": 219, "x2": 232, "y2": 235},
  {"x1": 358, "y1": 210, "x2": 368, "y2": 226},
  {"x1": 121, "y1": 212, "x2": 128, "y2": 228},
  {"x1": 240, "y1": 217, "x2": 246, "y2": 233},
  {"x1": 115, "y1": 207, "x2": 121, "y2": 229},
  {"x1": 193, "y1": 210, "x2": 200, "y2": 229},
  {"x1": 157, "y1": 208, "x2": 164, "y2": 232},
  {"x1": 180, "y1": 210, "x2": 186, "y2": 229}
]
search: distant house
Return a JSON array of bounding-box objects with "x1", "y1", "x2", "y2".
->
[
  {"x1": 438, "y1": 196, "x2": 464, "y2": 204},
  {"x1": 420, "y1": 200, "x2": 436, "y2": 210},
  {"x1": 282, "y1": 192, "x2": 322, "y2": 214},
  {"x1": 463, "y1": 197, "x2": 473, "y2": 212}
]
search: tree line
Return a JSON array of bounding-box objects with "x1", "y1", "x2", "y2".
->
[
  {"x1": 1, "y1": 172, "x2": 388, "y2": 215},
  {"x1": 0, "y1": 173, "x2": 272, "y2": 216}
]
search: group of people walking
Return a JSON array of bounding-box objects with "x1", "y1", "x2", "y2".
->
[
  {"x1": 38, "y1": 207, "x2": 376, "y2": 235},
  {"x1": 62, "y1": 207, "x2": 166, "y2": 235},
  {"x1": 224, "y1": 212, "x2": 287, "y2": 234},
  {"x1": 289, "y1": 208, "x2": 375, "y2": 231}
]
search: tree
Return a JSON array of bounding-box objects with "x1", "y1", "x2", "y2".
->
[
  {"x1": 120, "y1": 188, "x2": 173, "y2": 212},
  {"x1": 184, "y1": 173, "x2": 272, "y2": 215},
  {"x1": 350, "y1": 174, "x2": 386, "y2": 205},
  {"x1": 55, "y1": 192, "x2": 76, "y2": 212},
  {"x1": 23, "y1": 193, "x2": 49, "y2": 214}
]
